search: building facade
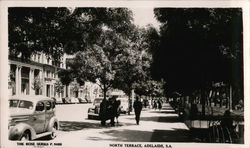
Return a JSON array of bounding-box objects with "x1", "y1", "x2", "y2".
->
[
  {"x1": 8, "y1": 52, "x2": 102, "y2": 102},
  {"x1": 9, "y1": 53, "x2": 67, "y2": 98}
]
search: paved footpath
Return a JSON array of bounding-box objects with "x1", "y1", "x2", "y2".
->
[{"x1": 51, "y1": 103, "x2": 194, "y2": 145}]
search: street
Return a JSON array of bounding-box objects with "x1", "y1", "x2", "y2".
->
[{"x1": 39, "y1": 103, "x2": 193, "y2": 143}]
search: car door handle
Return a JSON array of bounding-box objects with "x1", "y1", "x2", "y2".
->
[{"x1": 32, "y1": 117, "x2": 37, "y2": 121}]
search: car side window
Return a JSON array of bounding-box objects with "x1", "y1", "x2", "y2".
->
[
  {"x1": 45, "y1": 101, "x2": 52, "y2": 111},
  {"x1": 35, "y1": 102, "x2": 45, "y2": 112}
]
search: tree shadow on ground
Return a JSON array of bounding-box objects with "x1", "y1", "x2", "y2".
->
[
  {"x1": 59, "y1": 121, "x2": 135, "y2": 132},
  {"x1": 87, "y1": 128, "x2": 193, "y2": 142},
  {"x1": 59, "y1": 121, "x2": 102, "y2": 131},
  {"x1": 139, "y1": 116, "x2": 181, "y2": 123},
  {"x1": 150, "y1": 129, "x2": 193, "y2": 142},
  {"x1": 87, "y1": 129, "x2": 153, "y2": 141},
  {"x1": 149, "y1": 110, "x2": 176, "y2": 114}
]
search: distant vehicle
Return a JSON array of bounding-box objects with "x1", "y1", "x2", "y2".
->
[
  {"x1": 78, "y1": 97, "x2": 88, "y2": 104},
  {"x1": 62, "y1": 97, "x2": 71, "y2": 104},
  {"x1": 85, "y1": 97, "x2": 92, "y2": 103},
  {"x1": 70, "y1": 97, "x2": 79, "y2": 104},
  {"x1": 9, "y1": 95, "x2": 59, "y2": 141},
  {"x1": 87, "y1": 97, "x2": 103, "y2": 119},
  {"x1": 117, "y1": 97, "x2": 129, "y2": 114},
  {"x1": 51, "y1": 97, "x2": 63, "y2": 104},
  {"x1": 61, "y1": 97, "x2": 80, "y2": 104}
]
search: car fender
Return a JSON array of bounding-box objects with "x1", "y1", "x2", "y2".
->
[
  {"x1": 9, "y1": 123, "x2": 36, "y2": 140},
  {"x1": 48, "y1": 117, "x2": 59, "y2": 131}
]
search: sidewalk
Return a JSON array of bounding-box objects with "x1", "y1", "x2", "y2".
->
[{"x1": 55, "y1": 103, "x2": 194, "y2": 143}]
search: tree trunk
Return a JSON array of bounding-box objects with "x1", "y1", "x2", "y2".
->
[
  {"x1": 201, "y1": 88, "x2": 206, "y2": 116},
  {"x1": 128, "y1": 88, "x2": 132, "y2": 115},
  {"x1": 66, "y1": 85, "x2": 68, "y2": 97},
  {"x1": 229, "y1": 84, "x2": 233, "y2": 111},
  {"x1": 103, "y1": 83, "x2": 107, "y2": 101}
]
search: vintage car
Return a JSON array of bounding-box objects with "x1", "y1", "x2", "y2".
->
[
  {"x1": 87, "y1": 97, "x2": 103, "y2": 119},
  {"x1": 8, "y1": 95, "x2": 59, "y2": 141},
  {"x1": 117, "y1": 97, "x2": 129, "y2": 114},
  {"x1": 78, "y1": 97, "x2": 88, "y2": 104}
]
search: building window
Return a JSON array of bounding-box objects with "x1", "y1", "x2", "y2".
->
[
  {"x1": 38, "y1": 54, "x2": 41, "y2": 63},
  {"x1": 47, "y1": 58, "x2": 50, "y2": 64},
  {"x1": 47, "y1": 71, "x2": 50, "y2": 78},
  {"x1": 21, "y1": 67, "x2": 30, "y2": 95},
  {"x1": 34, "y1": 54, "x2": 37, "y2": 62}
]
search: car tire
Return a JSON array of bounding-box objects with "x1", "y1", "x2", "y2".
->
[
  {"x1": 88, "y1": 115, "x2": 92, "y2": 119},
  {"x1": 20, "y1": 131, "x2": 30, "y2": 141},
  {"x1": 49, "y1": 123, "x2": 57, "y2": 139}
]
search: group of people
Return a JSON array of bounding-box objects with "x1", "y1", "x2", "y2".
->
[
  {"x1": 99, "y1": 96, "x2": 143, "y2": 126},
  {"x1": 152, "y1": 99, "x2": 163, "y2": 110},
  {"x1": 99, "y1": 96, "x2": 121, "y2": 126}
]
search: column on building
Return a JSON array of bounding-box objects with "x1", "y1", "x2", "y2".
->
[
  {"x1": 39, "y1": 69, "x2": 43, "y2": 95},
  {"x1": 51, "y1": 84, "x2": 54, "y2": 98},
  {"x1": 15, "y1": 65, "x2": 19, "y2": 95},
  {"x1": 43, "y1": 70, "x2": 46, "y2": 96},
  {"x1": 16, "y1": 65, "x2": 22, "y2": 95},
  {"x1": 63, "y1": 85, "x2": 67, "y2": 98},
  {"x1": 29, "y1": 68, "x2": 35, "y2": 95},
  {"x1": 8, "y1": 64, "x2": 12, "y2": 96}
]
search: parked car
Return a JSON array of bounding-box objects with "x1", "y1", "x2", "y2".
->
[
  {"x1": 87, "y1": 97, "x2": 103, "y2": 119},
  {"x1": 70, "y1": 97, "x2": 79, "y2": 104},
  {"x1": 62, "y1": 97, "x2": 71, "y2": 104},
  {"x1": 9, "y1": 95, "x2": 59, "y2": 141},
  {"x1": 78, "y1": 97, "x2": 88, "y2": 104},
  {"x1": 51, "y1": 97, "x2": 63, "y2": 104},
  {"x1": 117, "y1": 97, "x2": 129, "y2": 114}
]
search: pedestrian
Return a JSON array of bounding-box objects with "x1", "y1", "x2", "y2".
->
[
  {"x1": 143, "y1": 99, "x2": 147, "y2": 108},
  {"x1": 221, "y1": 110, "x2": 234, "y2": 130},
  {"x1": 157, "y1": 99, "x2": 162, "y2": 110},
  {"x1": 115, "y1": 100, "x2": 121, "y2": 123},
  {"x1": 107, "y1": 96, "x2": 116, "y2": 126},
  {"x1": 99, "y1": 98, "x2": 108, "y2": 126},
  {"x1": 153, "y1": 100, "x2": 157, "y2": 110},
  {"x1": 133, "y1": 96, "x2": 143, "y2": 125}
]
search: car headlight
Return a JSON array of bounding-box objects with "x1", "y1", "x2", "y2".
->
[{"x1": 8, "y1": 119, "x2": 16, "y2": 129}]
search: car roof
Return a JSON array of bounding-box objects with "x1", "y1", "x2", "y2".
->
[{"x1": 10, "y1": 95, "x2": 53, "y2": 103}]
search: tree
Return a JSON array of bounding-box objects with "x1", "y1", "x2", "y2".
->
[
  {"x1": 152, "y1": 8, "x2": 243, "y2": 114},
  {"x1": 32, "y1": 77, "x2": 43, "y2": 95},
  {"x1": 54, "y1": 80, "x2": 64, "y2": 95},
  {"x1": 70, "y1": 8, "x2": 133, "y2": 98},
  {"x1": 58, "y1": 69, "x2": 74, "y2": 97},
  {"x1": 113, "y1": 27, "x2": 151, "y2": 99},
  {"x1": 9, "y1": 8, "x2": 134, "y2": 62},
  {"x1": 9, "y1": 8, "x2": 72, "y2": 61}
]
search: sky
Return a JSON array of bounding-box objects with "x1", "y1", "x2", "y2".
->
[{"x1": 130, "y1": 8, "x2": 160, "y2": 30}]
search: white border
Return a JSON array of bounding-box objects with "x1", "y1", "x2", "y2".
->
[{"x1": 1, "y1": 1, "x2": 249, "y2": 148}]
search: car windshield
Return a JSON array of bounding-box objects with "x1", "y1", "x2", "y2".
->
[{"x1": 9, "y1": 100, "x2": 34, "y2": 110}]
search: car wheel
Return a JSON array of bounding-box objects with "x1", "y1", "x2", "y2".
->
[
  {"x1": 20, "y1": 131, "x2": 30, "y2": 141},
  {"x1": 49, "y1": 123, "x2": 57, "y2": 139},
  {"x1": 88, "y1": 115, "x2": 92, "y2": 119}
]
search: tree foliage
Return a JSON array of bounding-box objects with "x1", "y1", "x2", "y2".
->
[
  {"x1": 9, "y1": 8, "x2": 71, "y2": 61},
  {"x1": 8, "y1": 7, "x2": 134, "y2": 62},
  {"x1": 152, "y1": 8, "x2": 243, "y2": 95},
  {"x1": 67, "y1": 8, "x2": 135, "y2": 99},
  {"x1": 54, "y1": 80, "x2": 64, "y2": 93}
]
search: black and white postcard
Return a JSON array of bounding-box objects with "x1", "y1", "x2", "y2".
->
[{"x1": 0, "y1": 0, "x2": 249, "y2": 148}]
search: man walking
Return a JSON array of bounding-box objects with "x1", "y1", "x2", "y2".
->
[{"x1": 133, "y1": 96, "x2": 143, "y2": 125}]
